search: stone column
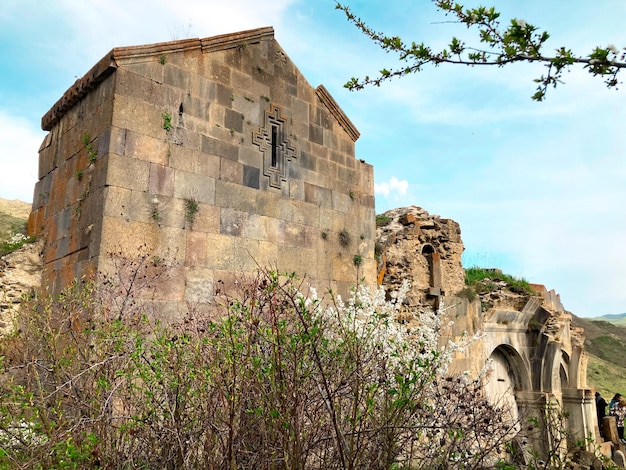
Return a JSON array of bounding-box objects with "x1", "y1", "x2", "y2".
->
[
  {"x1": 562, "y1": 388, "x2": 596, "y2": 450},
  {"x1": 514, "y1": 391, "x2": 551, "y2": 459}
]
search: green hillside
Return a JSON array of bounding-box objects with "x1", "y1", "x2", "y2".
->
[
  {"x1": 591, "y1": 313, "x2": 626, "y2": 327},
  {"x1": 587, "y1": 354, "x2": 626, "y2": 400},
  {"x1": 572, "y1": 315, "x2": 626, "y2": 398},
  {"x1": 0, "y1": 211, "x2": 27, "y2": 242},
  {"x1": 0, "y1": 198, "x2": 31, "y2": 256}
]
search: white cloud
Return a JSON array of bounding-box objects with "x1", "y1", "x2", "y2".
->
[{"x1": 375, "y1": 177, "x2": 409, "y2": 198}]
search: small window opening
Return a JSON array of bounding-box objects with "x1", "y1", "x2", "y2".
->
[
  {"x1": 177, "y1": 103, "x2": 184, "y2": 129},
  {"x1": 271, "y1": 125, "x2": 278, "y2": 168},
  {"x1": 421, "y1": 245, "x2": 434, "y2": 255}
]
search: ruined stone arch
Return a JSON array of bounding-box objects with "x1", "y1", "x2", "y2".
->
[
  {"x1": 485, "y1": 344, "x2": 531, "y2": 393},
  {"x1": 484, "y1": 345, "x2": 531, "y2": 427},
  {"x1": 542, "y1": 341, "x2": 565, "y2": 393},
  {"x1": 420, "y1": 244, "x2": 442, "y2": 299}
]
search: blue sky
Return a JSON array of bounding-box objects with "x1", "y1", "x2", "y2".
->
[{"x1": 1, "y1": 0, "x2": 625, "y2": 318}]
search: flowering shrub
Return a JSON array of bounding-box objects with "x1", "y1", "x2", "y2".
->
[
  {"x1": 0, "y1": 232, "x2": 35, "y2": 257},
  {"x1": 0, "y1": 265, "x2": 517, "y2": 469}
]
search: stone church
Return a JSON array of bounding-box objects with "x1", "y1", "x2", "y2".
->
[
  {"x1": 27, "y1": 28, "x2": 602, "y2": 461},
  {"x1": 28, "y1": 27, "x2": 376, "y2": 317}
]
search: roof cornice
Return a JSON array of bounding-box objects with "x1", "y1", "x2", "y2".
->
[
  {"x1": 316, "y1": 85, "x2": 360, "y2": 142},
  {"x1": 42, "y1": 27, "x2": 359, "y2": 145},
  {"x1": 42, "y1": 27, "x2": 275, "y2": 131},
  {"x1": 201, "y1": 27, "x2": 274, "y2": 53}
]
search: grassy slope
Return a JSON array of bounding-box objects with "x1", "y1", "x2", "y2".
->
[
  {"x1": 0, "y1": 198, "x2": 31, "y2": 219},
  {"x1": 0, "y1": 198, "x2": 30, "y2": 242},
  {"x1": 587, "y1": 355, "x2": 626, "y2": 400},
  {"x1": 0, "y1": 212, "x2": 27, "y2": 242},
  {"x1": 571, "y1": 315, "x2": 626, "y2": 398},
  {"x1": 592, "y1": 314, "x2": 626, "y2": 327}
]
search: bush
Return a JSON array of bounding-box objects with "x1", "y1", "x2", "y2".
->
[
  {"x1": 0, "y1": 263, "x2": 518, "y2": 469},
  {"x1": 375, "y1": 214, "x2": 391, "y2": 227}
]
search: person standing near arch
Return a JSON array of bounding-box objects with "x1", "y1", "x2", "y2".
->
[{"x1": 596, "y1": 392, "x2": 608, "y2": 438}]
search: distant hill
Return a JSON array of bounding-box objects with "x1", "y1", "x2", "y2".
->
[
  {"x1": 0, "y1": 198, "x2": 31, "y2": 219},
  {"x1": 0, "y1": 198, "x2": 31, "y2": 242},
  {"x1": 571, "y1": 314, "x2": 626, "y2": 399},
  {"x1": 588, "y1": 313, "x2": 626, "y2": 327}
]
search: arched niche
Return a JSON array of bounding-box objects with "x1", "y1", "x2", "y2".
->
[{"x1": 420, "y1": 244, "x2": 441, "y2": 296}]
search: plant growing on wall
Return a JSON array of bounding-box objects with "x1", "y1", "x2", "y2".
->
[
  {"x1": 376, "y1": 214, "x2": 391, "y2": 227},
  {"x1": 184, "y1": 197, "x2": 199, "y2": 227},
  {"x1": 162, "y1": 112, "x2": 173, "y2": 131},
  {"x1": 82, "y1": 133, "x2": 98, "y2": 163}
]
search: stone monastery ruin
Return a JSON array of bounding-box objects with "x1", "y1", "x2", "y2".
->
[{"x1": 24, "y1": 27, "x2": 609, "y2": 461}]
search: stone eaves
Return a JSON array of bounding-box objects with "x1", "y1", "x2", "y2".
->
[
  {"x1": 41, "y1": 27, "x2": 359, "y2": 142},
  {"x1": 315, "y1": 85, "x2": 360, "y2": 142}
]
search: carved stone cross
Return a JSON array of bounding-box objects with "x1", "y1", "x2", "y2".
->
[{"x1": 253, "y1": 104, "x2": 296, "y2": 189}]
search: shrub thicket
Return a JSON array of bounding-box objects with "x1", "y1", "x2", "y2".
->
[{"x1": 0, "y1": 259, "x2": 522, "y2": 469}]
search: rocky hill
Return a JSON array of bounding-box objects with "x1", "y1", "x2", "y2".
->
[
  {"x1": 571, "y1": 314, "x2": 626, "y2": 399},
  {"x1": 0, "y1": 198, "x2": 31, "y2": 220},
  {"x1": 0, "y1": 198, "x2": 31, "y2": 244}
]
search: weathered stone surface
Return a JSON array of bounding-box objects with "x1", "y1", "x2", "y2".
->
[
  {"x1": 31, "y1": 28, "x2": 375, "y2": 308},
  {"x1": 375, "y1": 206, "x2": 594, "y2": 462},
  {"x1": 20, "y1": 27, "x2": 599, "y2": 465},
  {"x1": 376, "y1": 206, "x2": 464, "y2": 306}
]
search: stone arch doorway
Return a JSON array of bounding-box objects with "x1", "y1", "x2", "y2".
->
[{"x1": 484, "y1": 345, "x2": 528, "y2": 426}]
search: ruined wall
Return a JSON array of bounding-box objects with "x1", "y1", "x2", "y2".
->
[
  {"x1": 29, "y1": 28, "x2": 376, "y2": 314},
  {"x1": 376, "y1": 206, "x2": 595, "y2": 454},
  {"x1": 376, "y1": 206, "x2": 465, "y2": 306}
]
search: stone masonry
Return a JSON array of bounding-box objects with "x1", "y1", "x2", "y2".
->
[
  {"x1": 28, "y1": 27, "x2": 376, "y2": 315},
  {"x1": 376, "y1": 206, "x2": 597, "y2": 459}
]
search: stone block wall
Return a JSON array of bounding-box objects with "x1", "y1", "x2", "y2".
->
[
  {"x1": 29, "y1": 28, "x2": 376, "y2": 312},
  {"x1": 29, "y1": 68, "x2": 116, "y2": 294}
]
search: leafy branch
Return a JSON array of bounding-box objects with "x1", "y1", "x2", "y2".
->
[{"x1": 336, "y1": 0, "x2": 626, "y2": 100}]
